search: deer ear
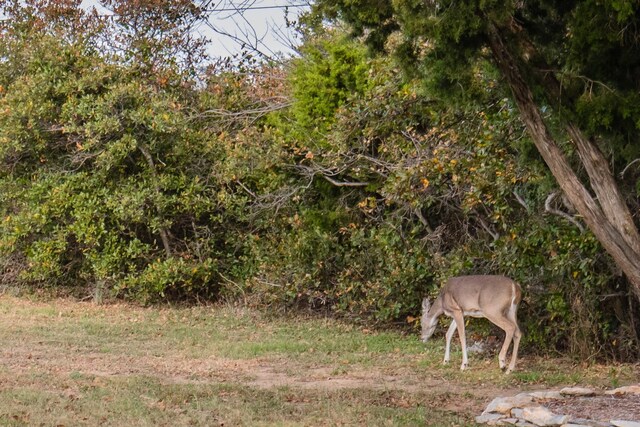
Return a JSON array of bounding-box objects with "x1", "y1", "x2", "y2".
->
[{"x1": 421, "y1": 297, "x2": 431, "y2": 313}]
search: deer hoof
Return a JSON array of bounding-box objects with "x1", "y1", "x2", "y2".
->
[{"x1": 460, "y1": 364, "x2": 467, "y2": 371}]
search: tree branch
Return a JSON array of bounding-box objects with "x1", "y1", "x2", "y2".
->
[
  {"x1": 294, "y1": 164, "x2": 369, "y2": 187},
  {"x1": 138, "y1": 143, "x2": 173, "y2": 257},
  {"x1": 544, "y1": 191, "x2": 585, "y2": 232}
]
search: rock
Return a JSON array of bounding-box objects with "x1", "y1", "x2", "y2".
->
[
  {"x1": 468, "y1": 341, "x2": 489, "y2": 354},
  {"x1": 511, "y1": 408, "x2": 524, "y2": 419},
  {"x1": 476, "y1": 412, "x2": 506, "y2": 425},
  {"x1": 528, "y1": 391, "x2": 563, "y2": 400},
  {"x1": 485, "y1": 395, "x2": 536, "y2": 414},
  {"x1": 559, "y1": 387, "x2": 596, "y2": 397},
  {"x1": 496, "y1": 418, "x2": 520, "y2": 425},
  {"x1": 565, "y1": 419, "x2": 614, "y2": 427},
  {"x1": 611, "y1": 421, "x2": 640, "y2": 427},
  {"x1": 605, "y1": 385, "x2": 640, "y2": 396},
  {"x1": 478, "y1": 386, "x2": 640, "y2": 427},
  {"x1": 522, "y1": 406, "x2": 570, "y2": 426}
]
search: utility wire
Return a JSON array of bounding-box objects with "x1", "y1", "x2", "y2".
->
[
  {"x1": 0, "y1": 3, "x2": 309, "y2": 21},
  {"x1": 204, "y1": 4, "x2": 308, "y2": 11}
]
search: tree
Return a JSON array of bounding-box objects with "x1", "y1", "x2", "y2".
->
[{"x1": 312, "y1": 0, "x2": 640, "y2": 301}]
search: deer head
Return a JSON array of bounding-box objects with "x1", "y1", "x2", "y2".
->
[{"x1": 420, "y1": 297, "x2": 439, "y2": 343}]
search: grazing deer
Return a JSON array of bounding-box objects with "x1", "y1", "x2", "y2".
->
[{"x1": 421, "y1": 275, "x2": 522, "y2": 374}]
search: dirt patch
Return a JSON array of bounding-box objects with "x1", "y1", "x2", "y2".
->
[
  {"x1": 0, "y1": 339, "x2": 506, "y2": 419},
  {"x1": 0, "y1": 344, "x2": 476, "y2": 394},
  {"x1": 246, "y1": 364, "x2": 427, "y2": 391},
  {"x1": 544, "y1": 394, "x2": 640, "y2": 423}
]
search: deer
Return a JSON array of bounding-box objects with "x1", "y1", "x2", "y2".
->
[{"x1": 421, "y1": 275, "x2": 522, "y2": 374}]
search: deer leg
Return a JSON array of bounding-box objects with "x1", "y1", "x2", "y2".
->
[
  {"x1": 443, "y1": 320, "x2": 457, "y2": 364},
  {"x1": 498, "y1": 325, "x2": 514, "y2": 371},
  {"x1": 451, "y1": 311, "x2": 467, "y2": 370},
  {"x1": 488, "y1": 315, "x2": 517, "y2": 372},
  {"x1": 505, "y1": 326, "x2": 521, "y2": 374},
  {"x1": 506, "y1": 307, "x2": 521, "y2": 374}
]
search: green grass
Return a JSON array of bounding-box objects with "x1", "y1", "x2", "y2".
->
[
  {"x1": 0, "y1": 376, "x2": 467, "y2": 426},
  {"x1": 0, "y1": 296, "x2": 636, "y2": 426}
]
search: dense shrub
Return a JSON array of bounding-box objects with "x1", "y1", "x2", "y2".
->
[{"x1": 244, "y1": 34, "x2": 637, "y2": 358}]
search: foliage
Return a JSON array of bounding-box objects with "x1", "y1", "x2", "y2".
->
[
  {"x1": 0, "y1": 0, "x2": 637, "y2": 362},
  {"x1": 240, "y1": 32, "x2": 633, "y2": 358},
  {"x1": 0, "y1": 2, "x2": 257, "y2": 302},
  {"x1": 287, "y1": 35, "x2": 371, "y2": 136},
  {"x1": 302, "y1": 0, "x2": 640, "y2": 358}
]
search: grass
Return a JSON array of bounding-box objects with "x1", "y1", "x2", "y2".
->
[{"x1": 0, "y1": 296, "x2": 637, "y2": 426}]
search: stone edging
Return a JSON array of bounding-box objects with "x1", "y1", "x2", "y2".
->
[{"x1": 476, "y1": 385, "x2": 640, "y2": 427}]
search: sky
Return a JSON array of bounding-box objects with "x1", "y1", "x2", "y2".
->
[{"x1": 80, "y1": 0, "x2": 309, "y2": 59}]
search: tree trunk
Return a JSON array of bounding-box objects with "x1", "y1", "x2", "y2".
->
[
  {"x1": 138, "y1": 143, "x2": 173, "y2": 258},
  {"x1": 486, "y1": 23, "x2": 640, "y2": 301},
  {"x1": 504, "y1": 17, "x2": 640, "y2": 258}
]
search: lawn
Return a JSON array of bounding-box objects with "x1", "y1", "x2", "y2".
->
[{"x1": 0, "y1": 296, "x2": 636, "y2": 426}]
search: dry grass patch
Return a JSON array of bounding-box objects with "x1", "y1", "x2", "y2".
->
[{"x1": 0, "y1": 296, "x2": 637, "y2": 426}]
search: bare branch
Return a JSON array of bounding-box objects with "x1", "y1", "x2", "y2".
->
[
  {"x1": 196, "y1": 101, "x2": 292, "y2": 120},
  {"x1": 200, "y1": 0, "x2": 308, "y2": 62},
  {"x1": 544, "y1": 191, "x2": 585, "y2": 232},
  {"x1": 620, "y1": 158, "x2": 640, "y2": 178},
  {"x1": 476, "y1": 216, "x2": 499, "y2": 241},
  {"x1": 320, "y1": 175, "x2": 369, "y2": 187},
  {"x1": 413, "y1": 208, "x2": 434, "y2": 233},
  {"x1": 294, "y1": 164, "x2": 369, "y2": 187},
  {"x1": 138, "y1": 143, "x2": 173, "y2": 257},
  {"x1": 542, "y1": 68, "x2": 618, "y2": 97},
  {"x1": 235, "y1": 179, "x2": 257, "y2": 199},
  {"x1": 512, "y1": 190, "x2": 529, "y2": 211}
]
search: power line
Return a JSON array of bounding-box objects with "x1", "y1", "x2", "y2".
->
[
  {"x1": 0, "y1": 3, "x2": 309, "y2": 21},
  {"x1": 205, "y1": 4, "x2": 308, "y2": 12}
]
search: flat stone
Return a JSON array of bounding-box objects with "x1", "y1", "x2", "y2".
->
[
  {"x1": 605, "y1": 385, "x2": 640, "y2": 396},
  {"x1": 566, "y1": 419, "x2": 614, "y2": 427},
  {"x1": 485, "y1": 395, "x2": 536, "y2": 414},
  {"x1": 560, "y1": 387, "x2": 597, "y2": 397},
  {"x1": 522, "y1": 406, "x2": 570, "y2": 426},
  {"x1": 611, "y1": 421, "x2": 640, "y2": 427},
  {"x1": 511, "y1": 408, "x2": 525, "y2": 419},
  {"x1": 528, "y1": 391, "x2": 563, "y2": 400},
  {"x1": 478, "y1": 386, "x2": 640, "y2": 427},
  {"x1": 476, "y1": 412, "x2": 506, "y2": 425},
  {"x1": 496, "y1": 418, "x2": 520, "y2": 425}
]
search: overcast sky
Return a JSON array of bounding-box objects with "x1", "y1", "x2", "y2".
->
[{"x1": 81, "y1": 0, "x2": 308, "y2": 59}]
